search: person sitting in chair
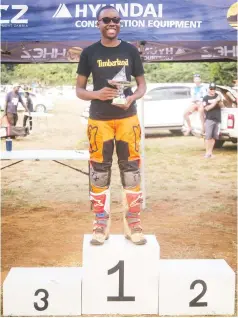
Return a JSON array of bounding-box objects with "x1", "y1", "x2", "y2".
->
[{"x1": 184, "y1": 74, "x2": 207, "y2": 135}]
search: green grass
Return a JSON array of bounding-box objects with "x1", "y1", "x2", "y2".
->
[{"x1": 2, "y1": 189, "x2": 18, "y2": 196}]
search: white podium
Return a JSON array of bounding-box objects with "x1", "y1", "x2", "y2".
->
[
  {"x1": 159, "y1": 259, "x2": 235, "y2": 316},
  {"x1": 3, "y1": 267, "x2": 82, "y2": 316},
  {"x1": 82, "y1": 234, "x2": 160, "y2": 315},
  {"x1": 2, "y1": 240, "x2": 235, "y2": 316}
]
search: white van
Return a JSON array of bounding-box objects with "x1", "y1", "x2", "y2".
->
[{"x1": 80, "y1": 83, "x2": 195, "y2": 135}]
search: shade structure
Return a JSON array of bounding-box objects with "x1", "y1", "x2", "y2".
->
[{"x1": 1, "y1": 0, "x2": 237, "y2": 63}]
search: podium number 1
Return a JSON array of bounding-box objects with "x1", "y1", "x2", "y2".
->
[{"x1": 107, "y1": 260, "x2": 135, "y2": 301}]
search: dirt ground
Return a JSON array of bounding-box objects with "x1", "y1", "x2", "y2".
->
[{"x1": 1, "y1": 97, "x2": 237, "y2": 315}]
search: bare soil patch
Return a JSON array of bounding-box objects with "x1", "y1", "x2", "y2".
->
[{"x1": 1, "y1": 97, "x2": 237, "y2": 315}]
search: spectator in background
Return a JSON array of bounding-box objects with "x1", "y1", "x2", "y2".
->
[
  {"x1": 2, "y1": 83, "x2": 30, "y2": 126},
  {"x1": 203, "y1": 82, "x2": 224, "y2": 158},
  {"x1": 231, "y1": 80, "x2": 238, "y2": 106},
  {"x1": 23, "y1": 91, "x2": 34, "y2": 131},
  {"x1": 184, "y1": 74, "x2": 207, "y2": 135}
]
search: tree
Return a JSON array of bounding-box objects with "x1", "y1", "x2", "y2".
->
[{"x1": 1, "y1": 61, "x2": 237, "y2": 86}]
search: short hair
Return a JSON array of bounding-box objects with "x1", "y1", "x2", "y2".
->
[{"x1": 96, "y1": 5, "x2": 119, "y2": 20}]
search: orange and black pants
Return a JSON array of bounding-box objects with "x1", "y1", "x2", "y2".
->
[{"x1": 87, "y1": 114, "x2": 141, "y2": 193}]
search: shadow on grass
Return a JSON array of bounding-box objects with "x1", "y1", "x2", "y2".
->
[
  {"x1": 221, "y1": 143, "x2": 237, "y2": 152},
  {"x1": 146, "y1": 132, "x2": 175, "y2": 139}
]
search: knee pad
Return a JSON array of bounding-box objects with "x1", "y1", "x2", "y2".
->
[
  {"x1": 90, "y1": 161, "x2": 111, "y2": 188},
  {"x1": 119, "y1": 160, "x2": 141, "y2": 189}
]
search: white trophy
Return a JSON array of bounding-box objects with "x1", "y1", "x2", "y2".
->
[{"x1": 108, "y1": 66, "x2": 132, "y2": 106}]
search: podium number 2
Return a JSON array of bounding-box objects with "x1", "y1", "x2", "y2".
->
[
  {"x1": 189, "y1": 280, "x2": 208, "y2": 307},
  {"x1": 34, "y1": 289, "x2": 49, "y2": 311},
  {"x1": 107, "y1": 260, "x2": 135, "y2": 301}
]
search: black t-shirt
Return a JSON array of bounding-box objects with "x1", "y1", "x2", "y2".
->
[
  {"x1": 77, "y1": 40, "x2": 144, "y2": 120},
  {"x1": 26, "y1": 96, "x2": 34, "y2": 112},
  {"x1": 203, "y1": 93, "x2": 221, "y2": 122}
]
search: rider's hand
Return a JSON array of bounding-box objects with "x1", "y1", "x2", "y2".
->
[
  {"x1": 95, "y1": 87, "x2": 118, "y2": 101},
  {"x1": 113, "y1": 95, "x2": 135, "y2": 110}
]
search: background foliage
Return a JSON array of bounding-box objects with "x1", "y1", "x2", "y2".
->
[{"x1": 1, "y1": 62, "x2": 237, "y2": 87}]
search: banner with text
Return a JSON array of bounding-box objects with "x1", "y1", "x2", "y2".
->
[
  {"x1": 1, "y1": 0, "x2": 237, "y2": 62},
  {"x1": 1, "y1": 41, "x2": 237, "y2": 63}
]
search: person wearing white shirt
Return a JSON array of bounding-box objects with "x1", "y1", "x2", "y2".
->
[{"x1": 184, "y1": 74, "x2": 207, "y2": 135}]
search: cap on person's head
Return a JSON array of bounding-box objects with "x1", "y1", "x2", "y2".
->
[
  {"x1": 193, "y1": 73, "x2": 200, "y2": 78},
  {"x1": 209, "y1": 82, "x2": 216, "y2": 90},
  {"x1": 13, "y1": 83, "x2": 21, "y2": 88}
]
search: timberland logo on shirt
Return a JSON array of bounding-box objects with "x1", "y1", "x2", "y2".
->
[{"x1": 97, "y1": 58, "x2": 129, "y2": 67}]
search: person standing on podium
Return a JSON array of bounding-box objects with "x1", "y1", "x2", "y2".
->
[{"x1": 76, "y1": 5, "x2": 147, "y2": 246}]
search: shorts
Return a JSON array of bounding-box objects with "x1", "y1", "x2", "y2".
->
[
  {"x1": 7, "y1": 112, "x2": 18, "y2": 126},
  {"x1": 205, "y1": 119, "x2": 220, "y2": 140}
]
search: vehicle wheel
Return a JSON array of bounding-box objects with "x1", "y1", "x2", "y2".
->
[
  {"x1": 35, "y1": 104, "x2": 46, "y2": 112},
  {"x1": 170, "y1": 130, "x2": 183, "y2": 136},
  {"x1": 214, "y1": 140, "x2": 225, "y2": 148}
]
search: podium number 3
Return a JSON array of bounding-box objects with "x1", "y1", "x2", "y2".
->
[
  {"x1": 34, "y1": 289, "x2": 49, "y2": 311},
  {"x1": 107, "y1": 260, "x2": 135, "y2": 301},
  {"x1": 189, "y1": 280, "x2": 208, "y2": 307}
]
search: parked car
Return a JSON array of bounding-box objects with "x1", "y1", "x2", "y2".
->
[
  {"x1": 44, "y1": 87, "x2": 63, "y2": 97},
  {"x1": 81, "y1": 83, "x2": 197, "y2": 134},
  {"x1": 0, "y1": 91, "x2": 54, "y2": 113},
  {"x1": 136, "y1": 83, "x2": 195, "y2": 135},
  {"x1": 80, "y1": 83, "x2": 196, "y2": 135},
  {"x1": 183, "y1": 85, "x2": 238, "y2": 148}
]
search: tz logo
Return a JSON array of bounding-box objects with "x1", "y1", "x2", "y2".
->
[
  {"x1": 88, "y1": 125, "x2": 98, "y2": 153},
  {"x1": 129, "y1": 194, "x2": 143, "y2": 207},
  {"x1": 89, "y1": 196, "x2": 104, "y2": 207},
  {"x1": 0, "y1": 5, "x2": 28, "y2": 24}
]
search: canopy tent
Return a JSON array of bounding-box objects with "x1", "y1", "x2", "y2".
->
[
  {"x1": 1, "y1": 0, "x2": 237, "y2": 63},
  {"x1": 1, "y1": 0, "x2": 237, "y2": 208}
]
